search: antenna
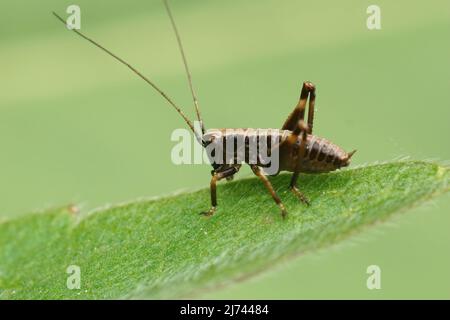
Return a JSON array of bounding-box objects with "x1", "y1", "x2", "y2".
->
[
  {"x1": 52, "y1": 11, "x2": 198, "y2": 137},
  {"x1": 163, "y1": 0, "x2": 205, "y2": 135}
]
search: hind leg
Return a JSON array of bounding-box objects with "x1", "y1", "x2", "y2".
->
[
  {"x1": 289, "y1": 171, "x2": 310, "y2": 205},
  {"x1": 280, "y1": 121, "x2": 311, "y2": 206},
  {"x1": 250, "y1": 165, "x2": 287, "y2": 218},
  {"x1": 282, "y1": 81, "x2": 316, "y2": 133}
]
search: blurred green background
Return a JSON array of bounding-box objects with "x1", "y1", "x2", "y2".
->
[{"x1": 1, "y1": 0, "x2": 449, "y2": 298}]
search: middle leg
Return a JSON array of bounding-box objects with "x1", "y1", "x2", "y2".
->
[{"x1": 250, "y1": 164, "x2": 287, "y2": 218}]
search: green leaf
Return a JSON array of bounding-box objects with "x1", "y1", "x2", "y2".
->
[{"x1": 0, "y1": 160, "x2": 448, "y2": 299}]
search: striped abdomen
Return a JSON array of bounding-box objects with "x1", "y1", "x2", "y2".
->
[{"x1": 296, "y1": 135, "x2": 352, "y2": 173}]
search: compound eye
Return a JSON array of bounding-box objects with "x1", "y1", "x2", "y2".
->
[{"x1": 202, "y1": 134, "x2": 215, "y2": 145}]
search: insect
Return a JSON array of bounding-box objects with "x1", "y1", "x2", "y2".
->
[{"x1": 53, "y1": 1, "x2": 355, "y2": 218}]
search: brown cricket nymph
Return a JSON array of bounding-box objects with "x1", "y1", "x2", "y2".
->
[{"x1": 53, "y1": 1, "x2": 355, "y2": 218}]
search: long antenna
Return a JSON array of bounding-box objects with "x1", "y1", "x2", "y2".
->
[
  {"x1": 163, "y1": 0, "x2": 205, "y2": 135},
  {"x1": 52, "y1": 11, "x2": 196, "y2": 134}
]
